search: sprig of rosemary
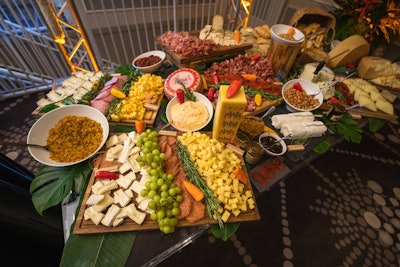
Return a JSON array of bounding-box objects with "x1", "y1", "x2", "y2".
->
[
  {"x1": 176, "y1": 79, "x2": 197, "y2": 101},
  {"x1": 176, "y1": 139, "x2": 224, "y2": 228},
  {"x1": 105, "y1": 69, "x2": 141, "y2": 116},
  {"x1": 80, "y1": 73, "x2": 112, "y2": 101}
]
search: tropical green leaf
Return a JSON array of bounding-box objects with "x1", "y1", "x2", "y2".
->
[
  {"x1": 313, "y1": 137, "x2": 331, "y2": 154},
  {"x1": 211, "y1": 223, "x2": 240, "y2": 241},
  {"x1": 321, "y1": 114, "x2": 362, "y2": 144},
  {"x1": 60, "y1": 232, "x2": 137, "y2": 267},
  {"x1": 30, "y1": 161, "x2": 92, "y2": 215},
  {"x1": 39, "y1": 103, "x2": 59, "y2": 113},
  {"x1": 368, "y1": 117, "x2": 386, "y2": 133}
]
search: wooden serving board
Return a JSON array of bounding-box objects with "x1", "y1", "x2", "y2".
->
[
  {"x1": 157, "y1": 37, "x2": 253, "y2": 68},
  {"x1": 73, "y1": 133, "x2": 260, "y2": 235},
  {"x1": 348, "y1": 107, "x2": 398, "y2": 121},
  {"x1": 32, "y1": 93, "x2": 164, "y2": 127},
  {"x1": 243, "y1": 98, "x2": 282, "y2": 117}
]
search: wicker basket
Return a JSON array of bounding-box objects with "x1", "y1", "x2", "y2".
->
[{"x1": 290, "y1": 7, "x2": 336, "y2": 46}]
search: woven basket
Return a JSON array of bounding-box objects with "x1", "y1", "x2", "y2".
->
[{"x1": 290, "y1": 7, "x2": 336, "y2": 45}]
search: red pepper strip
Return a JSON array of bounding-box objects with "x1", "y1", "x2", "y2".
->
[
  {"x1": 207, "y1": 87, "x2": 216, "y2": 101},
  {"x1": 226, "y1": 80, "x2": 242, "y2": 99},
  {"x1": 213, "y1": 75, "x2": 219, "y2": 85},
  {"x1": 250, "y1": 54, "x2": 261, "y2": 61},
  {"x1": 293, "y1": 82, "x2": 303, "y2": 92},
  {"x1": 176, "y1": 88, "x2": 185, "y2": 104},
  {"x1": 95, "y1": 170, "x2": 119, "y2": 180},
  {"x1": 329, "y1": 96, "x2": 341, "y2": 104}
]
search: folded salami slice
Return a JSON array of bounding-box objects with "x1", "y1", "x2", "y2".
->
[
  {"x1": 280, "y1": 121, "x2": 327, "y2": 139},
  {"x1": 271, "y1": 111, "x2": 314, "y2": 129}
]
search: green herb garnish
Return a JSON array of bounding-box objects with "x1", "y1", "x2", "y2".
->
[
  {"x1": 176, "y1": 79, "x2": 197, "y2": 102},
  {"x1": 176, "y1": 139, "x2": 223, "y2": 228}
]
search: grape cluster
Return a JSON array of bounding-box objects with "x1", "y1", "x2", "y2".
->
[{"x1": 136, "y1": 129, "x2": 182, "y2": 234}]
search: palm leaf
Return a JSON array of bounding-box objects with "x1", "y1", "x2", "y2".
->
[
  {"x1": 211, "y1": 223, "x2": 240, "y2": 241},
  {"x1": 29, "y1": 161, "x2": 92, "y2": 215},
  {"x1": 60, "y1": 232, "x2": 137, "y2": 267}
]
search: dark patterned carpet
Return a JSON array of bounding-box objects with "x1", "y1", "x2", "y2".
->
[
  {"x1": 158, "y1": 103, "x2": 400, "y2": 267},
  {"x1": 1, "y1": 92, "x2": 399, "y2": 267}
]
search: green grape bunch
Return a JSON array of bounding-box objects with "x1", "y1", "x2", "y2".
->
[{"x1": 136, "y1": 129, "x2": 182, "y2": 234}]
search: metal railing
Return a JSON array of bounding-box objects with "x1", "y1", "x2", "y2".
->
[{"x1": 0, "y1": 0, "x2": 284, "y2": 101}]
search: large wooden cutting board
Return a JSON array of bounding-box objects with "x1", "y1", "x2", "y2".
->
[
  {"x1": 243, "y1": 99, "x2": 282, "y2": 117},
  {"x1": 348, "y1": 107, "x2": 398, "y2": 121},
  {"x1": 73, "y1": 133, "x2": 260, "y2": 235},
  {"x1": 32, "y1": 93, "x2": 164, "y2": 127},
  {"x1": 156, "y1": 36, "x2": 253, "y2": 68}
]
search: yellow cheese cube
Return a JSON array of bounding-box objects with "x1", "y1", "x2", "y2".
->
[
  {"x1": 212, "y1": 85, "x2": 247, "y2": 143},
  {"x1": 232, "y1": 209, "x2": 241, "y2": 217},
  {"x1": 221, "y1": 210, "x2": 231, "y2": 222}
]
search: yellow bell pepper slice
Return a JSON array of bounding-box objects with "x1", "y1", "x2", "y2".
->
[
  {"x1": 110, "y1": 88, "x2": 126, "y2": 99},
  {"x1": 254, "y1": 93, "x2": 262, "y2": 106},
  {"x1": 264, "y1": 125, "x2": 279, "y2": 136}
]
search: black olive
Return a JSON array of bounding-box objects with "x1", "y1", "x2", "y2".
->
[{"x1": 260, "y1": 136, "x2": 283, "y2": 153}]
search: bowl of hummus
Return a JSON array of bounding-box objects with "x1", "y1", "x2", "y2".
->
[{"x1": 166, "y1": 92, "x2": 213, "y2": 132}]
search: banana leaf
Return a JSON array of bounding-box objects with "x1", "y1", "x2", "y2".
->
[{"x1": 60, "y1": 231, "x2": 136, "y2": 267}]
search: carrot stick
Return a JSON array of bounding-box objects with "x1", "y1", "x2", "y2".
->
[
  {"x1": 234, "y1": 30, "x2": 240, "y2": 44},
  {"x1": 287, "y1": 27, "x2": 295, "y2": 35},
  {"x1": 241, "y1": 74, "x2": 257, "y2": 81},
  {"x1": 232, "y1": 165, "x2": 248, "y2": 185},
  {"x1": 182, "y1": 180, "x2": 204, "y2": 202},
  {"x1": 135, "y1": 120, "x2": 145, "y2": 133}
]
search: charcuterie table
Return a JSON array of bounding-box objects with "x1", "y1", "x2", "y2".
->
[
  {"x1": 28, "y1": 15, "x2": 399, "y2": 265},
  {"x1": 28, "y1": 55, "x2": 398, "y2": 266}
]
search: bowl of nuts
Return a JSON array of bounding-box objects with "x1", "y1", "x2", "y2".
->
[
  {"x1": 132, "y1": 50, "x2": 165, "y2": 73},
  {"x1": 282, "y1": 79, "x2": 323, "y2": 112}
]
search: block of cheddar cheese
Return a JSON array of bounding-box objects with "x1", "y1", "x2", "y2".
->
[{"x1": 212, "y1": 85, "x2": 247, "y2": 143}]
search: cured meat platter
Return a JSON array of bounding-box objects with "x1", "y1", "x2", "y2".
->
[
  {"x1": 156, "y1": 37, "x2": 253, "y2": 68},
  {"x1": 73, "y1": 132, "x2": 261, "y2": 235}
]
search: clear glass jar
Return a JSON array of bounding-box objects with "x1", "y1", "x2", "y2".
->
[{"x1": 245, "y1": 141, "x2": 264, "y2": 165}]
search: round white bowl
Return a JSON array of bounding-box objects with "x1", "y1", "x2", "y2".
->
[
  {"x1": 27, "y1": 104, "x2": 109, "y2": 167},
  {"x1": 270, "y1": 24, "x2": 305, "y2": 44},
  {"x1": 166, "y1": 92, "x2": 213, "y2": 132},
  {"x1": 132, "y1": 50, "x2": 165, "y2": 73},
  {"x1": 282, "y1": 79, "x2": 323, "y2": 112},
  {"x1": 258, "y1": 132, "x2": 287, "y2": 156}
]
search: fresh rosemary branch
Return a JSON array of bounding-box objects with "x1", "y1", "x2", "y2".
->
[
  {"x1": 80, "y1": 73, "x2": 112, "y2": 101},
  {"x1": 176, "y1": 139, "x2": 224, "y2": 228},
  {"x1": 176, "y1": 79, "x2": 197, "y2": 102},
  {"x1": 104, "y1": 69, "x2": 141, "y2": 116}
]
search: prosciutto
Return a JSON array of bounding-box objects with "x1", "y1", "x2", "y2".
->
[{"x1": 90, "y1": 75, "x2": 128, "y2": 113}]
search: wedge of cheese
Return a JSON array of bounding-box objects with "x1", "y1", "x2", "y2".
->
[
  {"x1": 212, "y1": 85, "x2": 247, "y2": 143},
  {"x1": 358, "y1": 56, "x2": 400, "y2": 80}
]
